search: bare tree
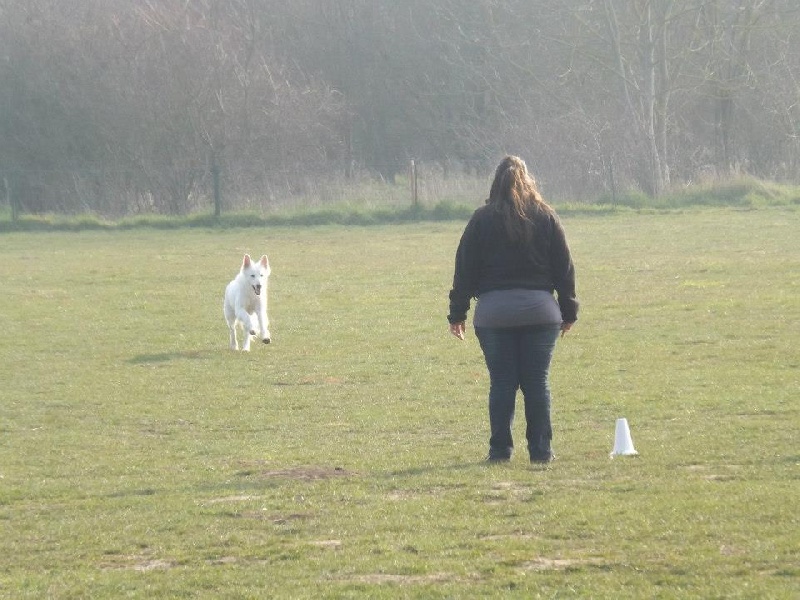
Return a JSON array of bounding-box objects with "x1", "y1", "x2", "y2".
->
[{"x1": 2, "y1": 0, "x2": 799, "y2": 216}]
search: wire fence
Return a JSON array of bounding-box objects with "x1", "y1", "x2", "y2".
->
[{"x1": 1, "y1": 160, "x2": 490, "y2": 221}]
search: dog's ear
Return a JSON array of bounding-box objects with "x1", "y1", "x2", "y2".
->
[
  {"x1": 259, "y1": 255, "x2": 269, "y2": 268},
  {"x1": 242, "y1": 254, "x2": 252, "y2": 267}
]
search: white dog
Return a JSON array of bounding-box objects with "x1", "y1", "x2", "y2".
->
[{"x1": 223, "y1": 254, "x2": 271, "y2": 351}]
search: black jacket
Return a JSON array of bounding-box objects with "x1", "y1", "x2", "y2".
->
[{"x1": 448, "y1": 204, "x2": 579, "y2": 324}]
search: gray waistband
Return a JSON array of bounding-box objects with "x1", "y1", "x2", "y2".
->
[{"x1": 473, "y1": 289, "x2": 561, "y2": 327}]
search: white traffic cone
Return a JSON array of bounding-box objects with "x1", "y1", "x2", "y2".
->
[{"x1": 610, "y1": 418, "x2": 638, "y2": 457}]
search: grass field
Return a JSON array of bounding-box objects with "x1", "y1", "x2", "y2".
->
[{"x1": 0, "y1": 207, "x2": 798, "y2": 598}]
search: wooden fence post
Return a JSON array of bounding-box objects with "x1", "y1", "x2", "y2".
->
[
  {"x1": 3, "y1": 174, "x2": 18, "y2": 222},
  {"x1": 608, "y1": 158, "x2": 617, "y2": 205},
  {"x1": 409, "y1": 159, "x2": 418, "y2": 208},
  {"x1": 212, "y1": 161, "x2": 221, "y2": 217}
]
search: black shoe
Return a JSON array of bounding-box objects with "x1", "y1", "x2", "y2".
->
[
  {"x1": 530, "y1": 453, "x2": 555, "y2": 464},
  {"x1": 486, "y1": 455, "x2": 511, "y2": 463}
]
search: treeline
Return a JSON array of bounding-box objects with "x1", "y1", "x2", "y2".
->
[{"x1": 1, "y1": 0, "x2": 799, "y2": 216}]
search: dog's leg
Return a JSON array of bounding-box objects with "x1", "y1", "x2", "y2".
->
[
  {"x1": 224, "y1": 301, "x2": 239, "y2": 350},
  {"x1": 236, "y1": 310, "x2": 254, "y2": 351},
  {"x1": 222, "y1": 298, "x2": 239, "y2": 350},
  {"x1": 228, "y1": 321, "x2": 238, "y2": 350},
  {"x1": 256, "y1": 301, "x2": 271, "y2": 344},
  {"x1": 235, "y1": 308, "x2": 256, "y2": 334}
]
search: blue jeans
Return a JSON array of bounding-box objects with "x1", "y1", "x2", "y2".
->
[{"x1": 475, "y1": 324, "x2": 561, "y2": 461}]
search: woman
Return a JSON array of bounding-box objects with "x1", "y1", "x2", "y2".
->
[{"x1": 448, "y1": 156, "x2": 578, "y2": 463}]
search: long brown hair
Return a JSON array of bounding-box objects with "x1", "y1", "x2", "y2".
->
[{"x1": 486, "y1": 155, "x2": 551, "y2": 245}]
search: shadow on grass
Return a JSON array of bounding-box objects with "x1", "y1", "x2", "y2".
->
[
  {"x1": 99, "y1": 459, "x2": 539, "y2": 504},
  {"x1": 128, "y1": 351, "x2": 210, "y2": 364},
  {"x1": 105, "y1": 488, "x2": 158, "y2": 499},
  {"x1": 385, "y1": 461, "x2": 487, "y2": 478}
]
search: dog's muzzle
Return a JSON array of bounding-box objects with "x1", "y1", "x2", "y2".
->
[{"x1": 253, "y1": 284, "x2": 262, "y2": 296}]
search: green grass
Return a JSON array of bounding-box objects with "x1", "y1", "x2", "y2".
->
[
  {"x1": 0, "y1": 201, "x2": 478, "y2": 233},
  {"x1": 1, "y1": 175, "x2": 799, "y2": 233},
  {"x1": 0, "y1": 207, "x2": 798, "y2": 598},
  {"x1": 598, "y1": 176, "x2": 800, "y2": 209}
]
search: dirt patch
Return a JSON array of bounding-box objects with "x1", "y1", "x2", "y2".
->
[
  {"x1": 309, "y1": 539, "x2": 342, "y2": 549},
  {"x1": 134, "y1": 558, "x2": 176, "y2": 572},
  {"x1": 208, "y1": 556, "x2": 239, "y2": 565},
  {"x1": 480, "y1": 532, "x2": 542, "y2": 541},
  {"x1": 349, "y1": 572, "x2": 454, "y2": 585},
  {"x1": 100, "y1": 555, "x2": 176, "y2": 571},
  {"x1": 482, "y1": 481, "x2": 541, "y2": 504},
  {"x1": 255, "y1": 512, "x2": 314, "y2": 524},
  {"x1": 680, "y1": 463, "x2": 740, "y2": 482},
  {"x1": 519, "y1": 557, "x2": 605, "y2": 571},
  {"x1": 203, "y1": 494, "x2": 263, "y2": 505}
]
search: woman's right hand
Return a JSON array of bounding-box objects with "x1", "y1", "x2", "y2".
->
[
  {"x1": 449, "y1": 321, "x2": 466, "y2": 340},
  {"x1": 560, "y1": 322, "x2": 573, "y2": 337}
]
